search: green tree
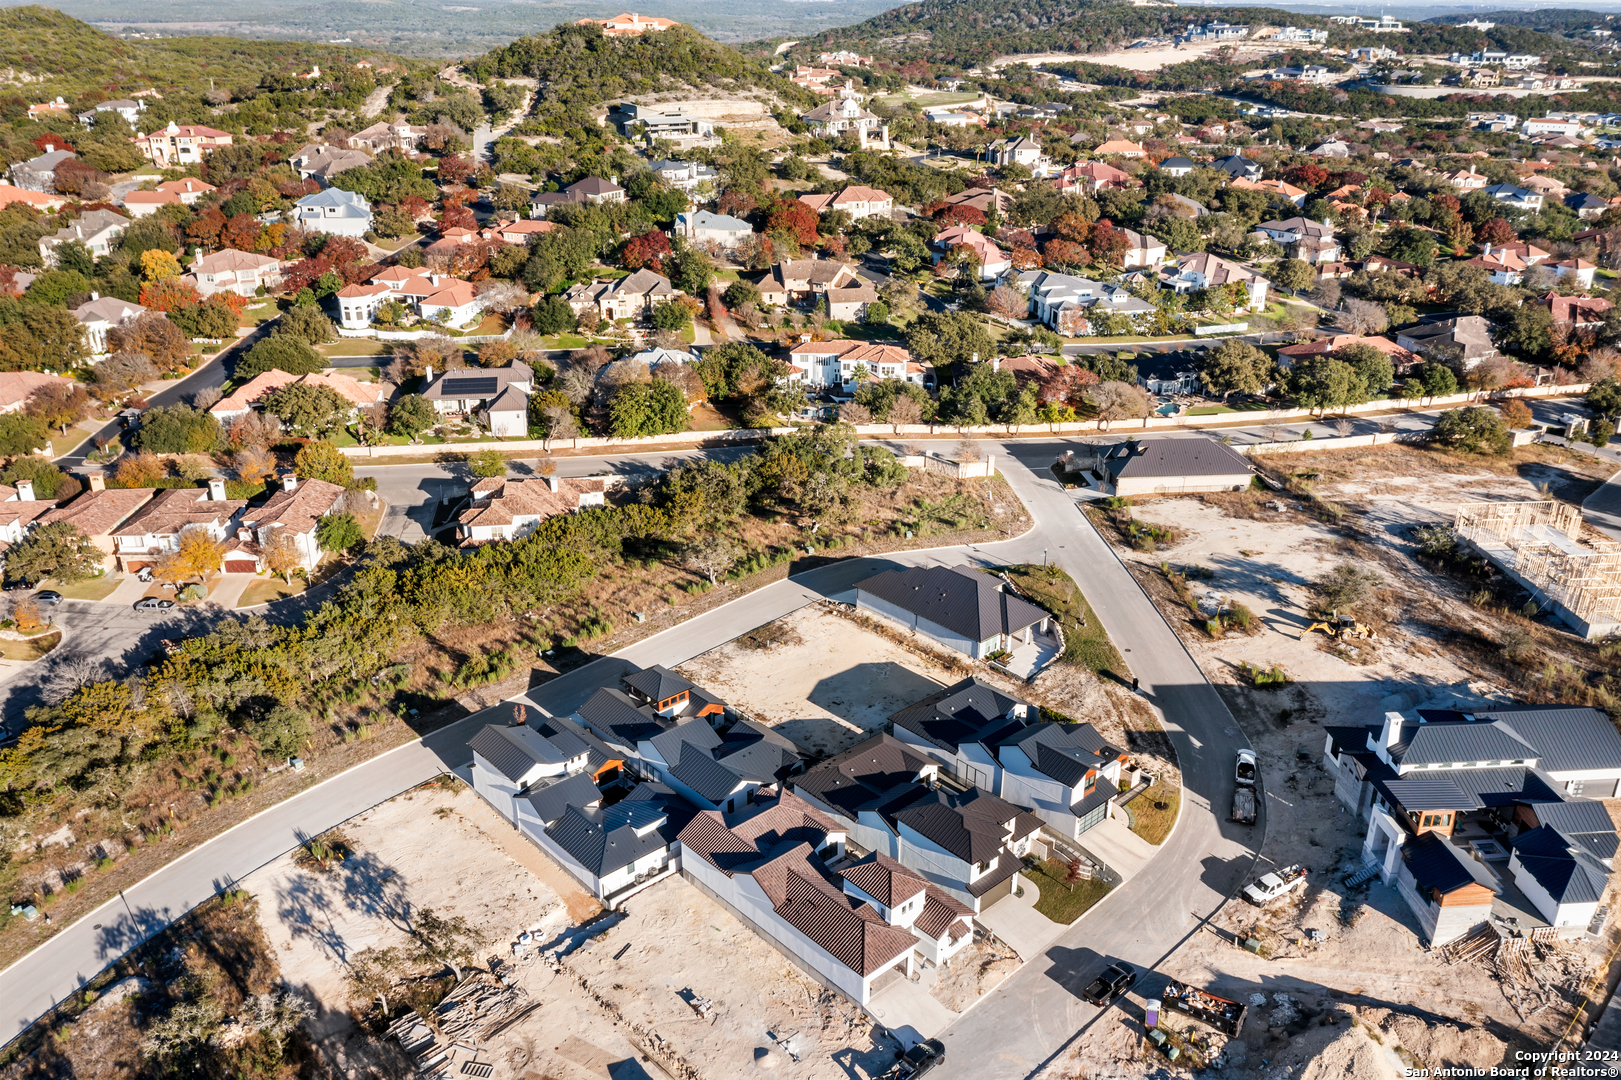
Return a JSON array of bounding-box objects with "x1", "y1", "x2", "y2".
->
[
  {"x1": 1200, "y1": 340, "x2": 1272, "y2": 398},
  {"x1": 1286, "y1": 356, "x2": 1365, "y2": 414},
  {"x1": 247, "y1": 703, "x2": 310, "y2": 760},
  {"x1": 134, "y1": 404, "x2": 224, "y2": 454},
  {"x1": 276, "y1": 305, "x2": 337, "y2": 346},
  {"x1": 410, "y1": 908, "x2": 480, "y2": 983},
  {"x1": 1416, "y1": 362, "x2": 1459, "y2": 399},
  {"x1": 1271, "y1": 258, "x2": 1315, "y2": 293},
  {"x1": 294, "y1": 440, "x2": 354, "y2": 486},
  {"x1": 906, "y1": 310, "x2": 993, "y2": 371},
  {"x1": 468, "y1": 448, "x2": 507, "y2": 478},
  {"x1": 1336, "y1": 343, "x2": 1395, "y2": 397},
  {"x1": 264, "y1": 382, "x2": 350, "y2": 438},
  {"x1": 1, "y1": 456, "x2": 69, "y2": 500},
  {"x1": 237, "y1": 334, "x2": 324, "y2": 379},
  {"x1": 388, "y1": 394, "x2": 437, "y2": 438},
  {"x1": 4, "y1": 521, "x2": 99, "y2": 586},
  {"x1": 0, "y1": 414, "x2": 49, "y2": 456},
  {"x1": 608, "y1": 380, "x2": 689, "y2": 438},
  {"x1": 650, "y1": 298, "x2": 691, "y2": 332},
  {"x1": 1588, "y1": 378, "x2": 1621, "y2": 419},
  {"x1": 1432, "y1": 406, "x2": 1511, "y2": 455},
  {"x1": 1591, "y1": 418, "x2": 1617, "y2": 449},
  {"x1": 531, "y1": 295, "x2": 576, "y2": 334},
  {"x1": 315, "y1": 511, "x2": 365, "y2": 553}
]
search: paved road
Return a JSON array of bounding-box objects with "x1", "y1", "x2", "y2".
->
[{"x1": 0, "y1": 447, "x2": 1264, "y2": 1068}]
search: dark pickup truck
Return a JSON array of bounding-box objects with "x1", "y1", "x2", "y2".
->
[{"x1": 1082, "y1": 962, "x2": 1137, "y2": 1007}]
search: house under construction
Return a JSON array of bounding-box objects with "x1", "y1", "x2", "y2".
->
[{"x1": 1453, "y1": 500, "x2": 1621, "y2": 639}]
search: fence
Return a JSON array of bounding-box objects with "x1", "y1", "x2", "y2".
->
[
  {"x1": 334, "y1": 327, "x2": 513, "y2": 343},
  {"x1": 338, "y1": 383, "x2": 1590, "y2": 459},
  {"x1": 1195, "y1": 322, "x2": 1250, "y2": 336}
]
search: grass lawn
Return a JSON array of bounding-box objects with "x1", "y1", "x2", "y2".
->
[
  {"x1": 0, "y1": 630, "x2": 61, "y2": 661},
  {"x1": 372, "y1": 236, "x2": 421, "y2": 253},
  {"x1": 45, "y1": 575, "x2": 122, "y2": 602},
  {"x1": 543, "y1": 333, "x2": 590, "y2": 349},
  {"x1": 318, "y1": 340, "x2": 391, "y2": 357},
  {"x1": 1185, "y1": 404, "x2": 1236, "y2": 416},
  {"x1": 681, "y1": 322, "x2": 697, "y2": 344},
  {"x1": 238, "y1": 578, "x2": 305, "y2": 608},
  {"x1": 239, "y1": 304, "x2": 279, "y2": 328},
  {"x1": 1027, "y1": 859, "x2": 1113, "y2": 924},
  {"x1": 1125, "y1": 778, "x2": 1181, "y2": 845},
  {"x1": 1002, "y1": 564, "x2": 1126, "y2": 677}
]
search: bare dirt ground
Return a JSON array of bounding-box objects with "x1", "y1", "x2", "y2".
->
[
  {"x1": 242, "y1": 781, "x2": 921, "y2": 1080},
  {"x1": 1067, "y1": 444, "x2": 1621, "y2": 1078}
]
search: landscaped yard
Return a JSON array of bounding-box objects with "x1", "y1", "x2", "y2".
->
[
  {"x1": 317, "y1": 340, "x2": 390, "y2": 357},
  {"x1": 1125, "y1": 777, "x2": 1181, "y2": 845},
  {"x1": 1002, "y1": 564, "x2": 1125, "y2": 676},
  {"x1": 44, "y1": 575, "x2": 122, "y2": 602},
  {"x1": 1026, "y1": 859, "x2": 1113, "y2": 924},
  {"x1": 237, "y1": 578, "x2": 305, "y2": 607},
  {"x1": 0, "y1": 630, "x2": 61, "y2": 661}
]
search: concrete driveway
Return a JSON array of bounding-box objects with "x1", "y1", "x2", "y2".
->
[
  {"x1": 868, "y1": 975, "x2": 957, "y2": 1046},
  {"x1": 1074, "y1": 815, "x2": 1158, "y2": 881},
  {"x1": 976, "y1": 874, "x2": 1063, "y2": 961}
]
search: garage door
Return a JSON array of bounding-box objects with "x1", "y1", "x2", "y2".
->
[
  {"x1": 223, "y1": 558, "x2": 258, "y2": 574},
  {"x1": 1076, "y1": 800, "x2": 1109, "y2": 835},
  {"x1": 978, "y1": 872, "x2": 1015, "y2": 909}
]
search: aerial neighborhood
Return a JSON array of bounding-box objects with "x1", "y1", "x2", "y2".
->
[{"x1": 6, "y1": 2, "x2": 1621, "y2": 1078}]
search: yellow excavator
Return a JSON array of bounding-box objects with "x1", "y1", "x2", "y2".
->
[{"x1": 1303, "y1": 610, "x2": 1373, "y2": 641}]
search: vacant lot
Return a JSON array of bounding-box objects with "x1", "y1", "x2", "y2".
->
[{"x1": 1083, "y1": 442, "x2": 1621, "y2": 1075}]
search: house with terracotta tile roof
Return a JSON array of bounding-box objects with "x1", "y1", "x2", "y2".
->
[
  {"x1": 458, "y1": 475, "x2": 612, "y2": 544},
  {"x1": 182, "y1": 248, "x2": 282, "y2": 297},
  {"x1": 1547, "y1": 257, "x2": 1597, "y2": 290},
  {"x1": 1092, "y1": 138, "x2": 1146, "y2": 159},
  {"x1": 0, "y1": 181, "x2": 64, "y2": 211},
  {"x1": 347, "y1": 121, "x2": 426, "y2": 154},
  {"x1": 0, "y1": 372, "x2": 75, "y2": 417},
  {"x1": 679, "y1": 788, "x2": 974, "y2": 1005},
  {"x1": 36, "y1": 479, "x2": 155, "y2": 570},
  {"x1": 1540, "y1": 292, "x2": 1614, "y2": 330},
  {"x1": 0, "y1": 480, "x2": 61, "y2": 555},
  {"x1": 930, "y1": 225, "x2": 1010, "y2": 280},
  {"x1": 110, "y1": 481, "x2": 246, "y2": 573},
  {"x1": 755, "y1": 259, "x2": 867, "y2": 312},
  {"x1": 484, "y1": 219, "x2": 555, "y2": 244},
  {"x1": 796, "y1": 185, "x2": 893, "y2": 221},
  {"x1": 786, "y1": 340, "x2": 929, "y2": 391},
  {"x1": 1277, "y1": 333, "x2": 1418, "y2": 372},
  {"x1": 418, "y1": 278, "x2": 484, "y2": 328},
  {"x1": 238, "y1": 476, "x2": 347, "y2": 572},
  {"x1": 123, "y1": 178, "x2": 216, "y2": 218},
  {"x1": 1053, "y1": 160, "x2": 1137, "y2": 196},
  {"x1": 579, "y1": 11, "x2": 680, "y2": 34},
  {"x1": 1228, "y1": 176, "x2": 1309, "y2": 206},
  {"x1": 133, "y1": 122, "x2": 233, "y2": 168},
  {"x1": 210, "y1": 369, "x2": 389, "y2": 422}
]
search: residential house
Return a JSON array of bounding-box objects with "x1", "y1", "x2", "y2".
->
[
  {"x1": 1395, "y1": 315, "x2": 1499, "y2": 368},
  {"x1": 924, "y1": 108, "x2": 981, "y2": 128},
  {"x1": 332, "y1": 282, "x2": 392, "y2": 328},
  {"x1": 567, "y1": 177, "x2": 628, "y2": 205},
  {"x1": 0, "y1": 481, "x2": 58, "y2": 552},
  {"x1": 1211, "y1": 154, "x2": 1264, "y2": 181},
  {"x1": 132, "y1": 122, "x2": 232, "y2": 168},
  {"x1": 1161, "y1": 252, "x2": 1269, "y2": 310},
  {"x1": 0, "y1": 372, "x2": 75, "y2": 415},
  {"x1": 1053, "y1": 161, "x2": 1137, "y2": 198},
  {"x1": 992, "y1": 136, "x2": 1050, "y2": 171},
  {"x1": 0, "y1": 181, "x2": 63, "y2": 211},
  {"x1": 123, "y1": 178, "x2": 216, "y2": 217},
  {"x1": 26, "y1": 98, "x2": 68, "y2": 121},
  {"x1": 1393, "y1": 830, "x2": 1501, "y2": 947},
  {"x1": 939, "y1": 186, "x2": 1014, "y2": 217},
  {"x1": 40, "y1": 209, "x2": 129, "y2": 265},
  {"x1": 1089, "y1": 438, "x2": 1254, "y2": 497},
  {"x1": 791, "y1": 733, "x2": 1042, "y2": 912},
  {"x1": 646, "y1": 159, "x2": 719, "y2": 193},
  {"x1": 346, "y1": 121, "x2": 425, "y2": 153},
  {"x1": 9, "y1": 146, "x2": 73, "y2": 193},
  {"x1": 1465, "y1": 245, "x2": 1534, "y2": 285},
  {"x1": 288, "y1": 144, "x2": 371, "y2": 185},
  {"x1": 755, "y1": 259, "x2": 863, "y2": 310},
  {"x1": 1255, "y1": 217, "x2": 1339, "y2": 262},
  {"x1": 566, "y1": 268, "x2": 676, "y2": 322},
  {"x1": 853, "y1": 565, "x2": 1054, "y2": 664},
  {"x1": 931, "y1": 225, "x2": 1010, "y2": 280},
  {"x1": 238, "y1": 476, "x2": 347, "y2": 573},
  {"x1": 1548, "y1": 257, "x2": 1597, "y2": 290},
  {"x1": 1091, "y1": 139, "x2": 1145, "y2": 160},
  {"x1": 583, "y1": 12, "x2": 680, "y2": 34},
  {"x1": 997, "y1": 722, "x2": 1128, "y2": 839},
  {"x1": 616, "y1": 103, "x2": 714, "y2": 142},
  {"x1": 797, "y1": 185, "x2": 894, "y2": 221},
  {"x1": 458, "y1": 476, "x2": 613, "y2": 543},
  {"x1": 1158, "y1": 156, "x2": 1196, "y2": 177},
  {"x1": 36, "y1": 481, "x2": 156, "y2": 571},
  {"x1": 680, "y1": 790, "x2": 977, "y2": 1006},
  {"x1": 786, "y1": 340, "x2": 927, "y2": 391},
  {"x1": 208, "y1": 368, "x2": 389, "y2": 425},
  {"x1": 1017, "y1": 270, "x2": 1157, "y2": 335},
  {"x1": 1540, "y1": 293, "x2": 1614, "y2": 331},
  {"x1": 72, "y1": 295, "x2": 146, "y2": 356},
  {"x1": 1566, "y1": 192, "x2": 1611, "y2": 220},
  {"x1": 1324, "y1": 705, "x2": 1621, "y2": 942},
  {"x1": 800, "y1": 97, "x2": 889, "y2": 149},
  {"x1": 110, "y1": 481, "x2": 247, "y2": 573},
  {"x1": 420, "y1": 362, "x2": 535, "y2": 425},
  {"x1": 1523, "y1": 117, "x2": 1586, "y2": 138},
  {"x1": 1446, "y1": 164, "x2": 1490, "y2": 192},
  {"x1": 294, "y1": 188, "x2": 373, "y2": 238},
  {"x1": 1277, "y1": 333, "x2": 1418, "y2": 372},
  {"x1": 1180, "y1": 21, "x2": 1249, "y2": 42},
  {"x1": 470, "y1": 721, "x2": 593, "y2": 825},
  {"x1": 483, "y1": 219, "x2": 555, "y2": 245},
  {"x1": 417, "y1": 279, "x2": 484, "y2": 328},
  {"x1": 78, "y1": 99, "x2": 145, "y2": 127},
  {"x1": 675, "y1": 210, "x2": 753, "y2": 248},
  {"x1": 1117, "y1": 227, "x2": 1168, "y2": 269},
  {"x1": 889, "y1": 677, "x2": 1033, "y2": 792},
  {"x1": 1483, "y1": 183, "x2": 1544, "y2": 212},
  {"x1": 1228, "y1": 176, "x2": 1308, "y2": 206},
  {"x1": 182, "y1": 248, "x2": 283, "y2": 297}
]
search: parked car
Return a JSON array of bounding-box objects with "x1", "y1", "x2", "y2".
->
[
  {"x1": 133, "y1": 598, "x2": 175, "y2": 612},
  {"x1": 33, "y1": 591, "x2": 61, "y2": 606},
  {"x1": 1083, "y1": 962, "x2": 1137, "y2": 1007},
  {"x1": 1243, "y1": 865, "x2": 1308, "y2": 906},
  {"x1": 1235, "y1": 749, "x2": 1257, "y2": 786},
  {"x1": 136, "y1": 566, "x2": 154, "y2": 583},
  {"x1": 882, "y1": 1039, "x2": 945, "y2": 1080}
]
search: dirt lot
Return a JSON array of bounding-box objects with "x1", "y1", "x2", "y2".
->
[
  {"x1": 1071, "y1": 443, "x2": 1621, "y2": 1077},
  {"x1": 237, "y1": 780, "x2": 927, "y2": 1080}
]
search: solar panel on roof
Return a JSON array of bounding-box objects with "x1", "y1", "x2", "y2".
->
[{"x1": 441, "y1": 376, "x2": 498, "y2": 396}]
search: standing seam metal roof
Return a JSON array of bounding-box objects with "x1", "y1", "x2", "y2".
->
[{"x1": 855, "y1": 566, "x2": 1050, "y2": 642}]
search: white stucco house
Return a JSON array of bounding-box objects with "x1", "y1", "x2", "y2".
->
[{"x1": 294, "y1": 188, "x2": 374, "y2": 237}]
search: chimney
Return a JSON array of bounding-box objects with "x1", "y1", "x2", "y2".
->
[
  {"x1": 88, "y1": 474, "x2": 105, "y2": 492},
  {"x1": 1379, "y1": 711, "x2": 1404, "y2": 752},
  {"x1": 208, "y1": 478, "x2": 227, "y2": 501},
  {"x1": 14, "y1": 480, "x2": 33, "y2": 502},
  {"x1": 237, "y1": 527, "x2": 251, "y2": 542},
  {"x1": 90, "y1": 290, "x2": 98, "y2": 301},
  {"x1": 424, "y1": 364, "x2": 433, "y2": 384},
  {"x1": 547, "y1": 474, "x2": 560, "y2": 492},
  {"x1": 282, "y1": 475, "x2": 297, "y2": 493},
  {"x1": 992, "y1": 356, "x2": 1001, "y2": 373}
]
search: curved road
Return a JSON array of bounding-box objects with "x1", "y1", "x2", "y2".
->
[{"x1": 0, "y1": 446, "x2": 1262, "y2": 1070}]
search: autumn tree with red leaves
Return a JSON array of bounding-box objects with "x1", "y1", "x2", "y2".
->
[
  {"x1": 622, "y1": 230, "x2": 673, "y2": 272},
  {"x1": 764, "y1": 199, "x2": 821, "y2": 247}
]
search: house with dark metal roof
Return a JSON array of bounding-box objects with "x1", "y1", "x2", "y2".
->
[
  {"x1": 1394, "y1": 831, "x2": 1499, "y2": 946},
  {"x1": 468, "y1": 721, "x2": 596, "y2": 823},
  {"x1": 853, "y1": 565, "x2": 1055, "y2": 665},
  {"x1": 518, "y1": 776, "x2": 692, "y2": 905},
  {"x1": 678, "y1": 790, "x2": 972, "y2": 1006},
  {"x1": 641, "y1": 716, "x2": 802, "y2": 814},
  {"x1": 889, "y1": 677, "x2": 1032, "y2": 792},
  {"x1": 1509, "y1": 826, "x2": 1612, "y2": 929},
  {"x1": 1092, "y1": 438, "x2": 1254, "y2": 497},
  {"x1": 997, "y1": 722, "x2": 1128, "y2": 838}
]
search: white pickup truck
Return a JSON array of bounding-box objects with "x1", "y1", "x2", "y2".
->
[{"x1": 1242, "y1": 865, "x2": 1308, "y2": 906}]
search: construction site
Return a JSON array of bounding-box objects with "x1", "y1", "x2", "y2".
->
[{"x1": 1454, "y1": 500, "x2": 1621, "y2": 640}]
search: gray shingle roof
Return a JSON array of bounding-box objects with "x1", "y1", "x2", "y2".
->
[
  {"x1": 855, "y1": 565, "x2": 1050, "y2": 643},
  {"x1": 1511, "y1": 825, "x2": 1612, "y2": 904},
  {"x1": 1101, "y1": 438, "x2": 1253, "y2": 481}
]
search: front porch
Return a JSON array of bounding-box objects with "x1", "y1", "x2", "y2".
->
[{"x1": 992, "y1": 625, "x2": 1063, "y2": 680}]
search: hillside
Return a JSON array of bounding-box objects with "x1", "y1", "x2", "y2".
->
[
  {"x1": 775, "y1": 0, "x2": 1605, "y2": 71},
  {"x1": 0, "y1": 6, "x2": 412, "y2": 99}
]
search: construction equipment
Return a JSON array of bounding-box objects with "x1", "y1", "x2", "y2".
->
[
  {"x1": 1303, "y1": 611, "x2": 1373, "y2": 641},
  {"x1": 1162, "y1": 979, "x2": 1248, "y2": 1037}
]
